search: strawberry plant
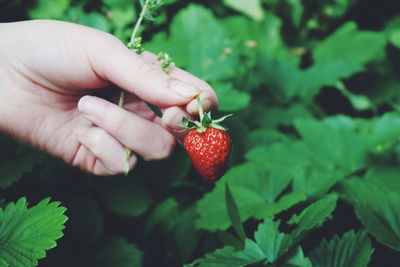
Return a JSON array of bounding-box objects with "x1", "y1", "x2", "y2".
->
[{"x1": 2, "y1": 0, "x2": 400, "y2": 266}]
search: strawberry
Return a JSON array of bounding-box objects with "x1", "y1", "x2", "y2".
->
[{"x1": 180, "y1": 97, "x2": 232, "y2": 181}]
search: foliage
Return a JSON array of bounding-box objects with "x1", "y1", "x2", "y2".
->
[{"x1": 1, "y1": 0, "x2": 400, "y2": 266}]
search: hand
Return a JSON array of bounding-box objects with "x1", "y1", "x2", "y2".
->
[{"x1": 0, "y1": 20, "x2": 218, "y2": 175}]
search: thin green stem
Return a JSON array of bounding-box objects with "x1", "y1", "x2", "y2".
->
[
  {"x1": 118, "y1": 91, "x2": 125, "y2": 107},
  {"x1": 130, "y1": 0, "x2": 151, "y2": 44},
  {"x1": 119, "y1": 0, "x2": 152, "y2": 175},
  {"x1": 196, "y1": 95, "x2": 204, "y2": 122}
]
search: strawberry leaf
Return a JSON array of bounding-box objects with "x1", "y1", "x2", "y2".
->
[
  {"x1": 288, "y1": 194, "x2": 338, "y2": 242},
  {"x1": 0, "y1": 150, "x2": 44, "y2": 189},
  {"x1": 340, "y1": 179, "x2": 400, "y2": 251},
  {"x1": 309, "y1": 230, "x2": 374, "y2": 267},
  {"x1": 225, "y1": 184, "x2": 246, "y2": 243},
  {"x1": 0, "y1": 198, "x2": 67, "y2": 266},
  {"x1": 196, "y1": 161, "x2": 307, "y2": 231}
]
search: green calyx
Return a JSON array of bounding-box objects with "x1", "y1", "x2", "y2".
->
[{"x1": 179, "y1": 96, "x2": 232, "y2": 133}]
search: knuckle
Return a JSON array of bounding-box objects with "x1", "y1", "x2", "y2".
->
[
  {"x1": 155, "y1": 133, "x2": 176, "y2": 160},
  {"x1": 145, "y1": 132, "x2": 176, "y2": 161},
  {"x1": 89, "y1": 128, "x2": 107, "y2": 155}
]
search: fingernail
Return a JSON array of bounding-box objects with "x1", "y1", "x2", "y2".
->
[
  {"x1": 202, "y1": 97, "x2": 212, "y2": 111},
  {"x1": 169, "y1": 80, "x2": 200, "y2": 98},
  {"x1": 78, "y1": 96, "x2": 100, "y2": 114},
  {"x1": 162, "y1": 107, "x2": 184, "y2": 131}
]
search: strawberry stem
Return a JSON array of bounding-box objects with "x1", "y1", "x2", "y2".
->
[{"x1": 196, "y1": 95, "x2": 204, "y2": 122}]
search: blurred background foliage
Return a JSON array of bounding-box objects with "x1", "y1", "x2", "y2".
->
[{"x1": 1, "y1": 0, "x2": 400, "y2": 266}]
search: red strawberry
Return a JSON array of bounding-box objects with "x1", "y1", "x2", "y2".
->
[{"x1": 180, "y1": 97, "x2": 232, "y2": 181}]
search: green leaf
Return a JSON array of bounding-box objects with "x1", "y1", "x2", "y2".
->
[
  {"x1": 309, "y1": 230, "x2": 374, "y2": 267},
  {"x1": 246, "y1": 140, "x2": 347, "y2": 197},
  {"x1": 174, "y1": 206, "x2": 203, "y2": 263},
  {"x1": 251, "y1": 104, "x2": 312, "y2": 129},
  {"x1": 0, "y1": 150, "x2": 44, "y2": 189},
  {"x1": 29, "y1": 0, "x2": 70, "y2": 19},
  {"x1": 145, "y1": 197, "x2": 179, "y2": 234},
  {"x1": 364, "y1": 165, "x2": 400, "y2": 193},
  {"x1": 356, "y1": 195, "x2": 400, "y2": 252},
  {"x1": 91, "y1": 238, "x2": 143, "y2": 267},
  {"x1": 0, "y1": 198, "x2": 67, "y2": 267},
  {"x1": 282, "y1": 247, "x2": 312, "y2": 267},
  {"x1": 223, "y1": 0, "x2": 264, "y2": 21},
  {"x1": 294, "y1": 116, "x2": 367, "y2": 172},
  {"x1": 196, "y1": 161, "x2": 306, "y2": 231},
  {"x1": 254, "y1": 219, "x2": 292, "y2": 263},
  {"x1": 288, "y1": 195, "x2": 338, "y2": 241},
  {"x1": 96, "y1": 179, "x2": 152, "y2": 217},
  {"x1": 339, "y1": 178, "x2": 400, "y2": 251},
  {"x1": 288, "y1": 0, "x2": 304, "y2": 27},
  {"x1": 225, "y1": 184, "x2": 246, "y2": 242},
  {"x1": 362, "y1": 112, "x2": 400, "y2": 153},
  {"x1": 259, "y1": 53, "x2": 362, "y2": 100},
  {"x1": 102, "y1": 0, "x2": 134, "y2": 8},
  {"x1": 111, "y1": 6, "x2": 136, "y2": 41},
  {"x1": 189, "y1": 240, "x2": 265, "y2": 267},
  {"x1": 386, "y1": 17, "x2": 400, "y2": 49},
  {"x1": 146, "y1": 4, "x2": 240, "y2": 81},
  {"x1": 78, "y1": 12, "x2": 112, "y2": 32},
  {"x1": 213, "y1": 83, "x2": 251, "y2": 112},
  {"x1": 313, "y1": 21, "x2": 387, "y2": 65}
]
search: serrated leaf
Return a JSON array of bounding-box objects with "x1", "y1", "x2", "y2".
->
[
  {"x1": 254, "y1": 219, "x2": 292, "y2": 263},
  {"x1": 196, "y1": 161, "x2": 306, "y2": 231},
  {"x1": 282, "y1": 246, "x2": 312, "y2": 267},
  {"x1": 341, "y1": 179, "x2": 400, "y2": 252},
  {"x1": 309, "y1": 230, "x2": 373, "y2": 267},
  {"x1": 0, "y1": 150, "x2": 44, "y2": 189},
  {"x1": 0, "y1": 197, "x2": 67, "y2": 267},
  {"x1": 364, "y1": 165, "x2": 400, "y2": 193},
  {"x1": 294, "y1": 116, "x2": 367, "y2": 172},
  {"x1": 246, "y1": 140, "x2": 348, "y2": 197},
  {"x1": 289, "y1": 195, "x2": 338, "y2": 241},
  {"x1": 91, "y1": 238, "x2": 143, "y2": 267},
  {"x1": 223, "y1": 0, "x2": 264, "y2": 21},
  {"x1": 340, "y1": 177, "x2": 400, "y2": 252},
  {"x1": 189, "y1": 239, "x2": 266, "y2": 267},
  {"x1": 313, "y1": 21, "x2": 387, "y2": 65},
  {"x1": 146, "y1": 4, "x2": 240, "y2": 81}
]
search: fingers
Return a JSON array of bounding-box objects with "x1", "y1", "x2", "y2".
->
[
  {"x1": 77, "y1": 126, "x2": 137, "y2": 175},
  {"x1": 78, "y1": 95, "x2": 176, "y2": 161},
  {"x1": 86, "y1": 34, "x2": 200, "y2": 107},
  {"x1": 140, "y1": 51, "x2": 219, "y2": 114},
  {"x1": 161, "y1": 106, "x2": 192, "y2": 143}
]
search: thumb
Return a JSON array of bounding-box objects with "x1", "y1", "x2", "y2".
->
[{"x1": 86, "y1": 33, "x2": 200, "y2": 106}]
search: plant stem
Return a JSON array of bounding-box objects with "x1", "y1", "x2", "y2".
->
[
  {"x1": 120, "y1": 0, "x2": 152, "y2": 175},
  {"x1": 118, "y1": 90, "x2": 125, "y2": 107},
  {"x1": 119, "y1": 0, "x2": 152, "y2": 109},
  {"x1": 196, "y1": 95, "x2": 204, "y2": 122},
  {"x1": 130, "y1": 0, "x2": 150, "y2": 44}
]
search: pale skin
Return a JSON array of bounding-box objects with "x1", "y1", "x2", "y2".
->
[{"x1": 0, "y1": 20, "x2": 218, "y2": 175}]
